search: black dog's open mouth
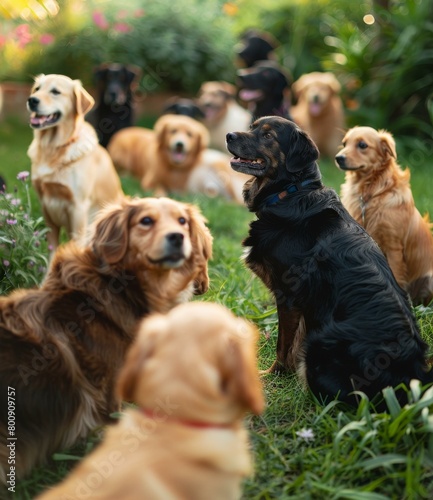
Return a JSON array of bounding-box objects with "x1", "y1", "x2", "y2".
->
[
  {"x1": 238, "y1": 89, "x2": 264, "y2": 102},
  {"x1": 230, "y1": 156, "x2": 266, "y2": 176},
  {"x1": 29, "y1": 112, "x2": 61, "y2": 129}
]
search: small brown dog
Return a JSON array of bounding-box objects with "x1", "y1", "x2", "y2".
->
[
  {"x1": 0, "y1": 197, "x2": 212, "y2": 482},
  {"x1": 36, "y1": 302, "x2": 264, "y2": 500},
  {"x1": 27, "y1": 74, "x2": 123, "y2": 250},
  {"x1": 336, "y1": 126, "x2": 433, "y2": 305},
  {"x1": 197, "y1": 81, "x2": 252, "y2": 152},
  {"x1": 108, "y1": 114, "x2": 244, "y2": 201},
  {"x1": 291, "y1": 72, "x2": 345, "y2": 158}
]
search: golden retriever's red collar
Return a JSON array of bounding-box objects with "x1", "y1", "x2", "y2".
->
[{"x1": 141, "y1": 408, "x2": 233, "y2": 429}]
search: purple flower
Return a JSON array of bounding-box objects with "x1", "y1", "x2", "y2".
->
[
  {"x1": 34, "y1": 240, "x2": 40, "y2": 247},
  {"x1": 3, "y1": 260, "x2": 10, "y2": 267},
  {"x1": 16, "y1": 171, "x2": 30, "y2": 181},
  {"x1": 92, "y1": 11, "x2": 109, "y2": 30},
  {"x1": 10, "y1": 198, "x2": 21, "y2": 206},
  {"x1": 6, "y1": 219, "x2": 17, "y2": 225},
  {"x1": 113, "y1": 22, "x2": 131, "y2": 33}
]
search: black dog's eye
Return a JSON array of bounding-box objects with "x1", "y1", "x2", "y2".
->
[
  {"x1": 178, "y1": 217, "x2": 187, "y2": 225},
  {"x1": 140, "y1": 216, "x2": 154, "y2": 226},
  {"x1": 50, "y1": 88, "x2": 61, "y2": 95},
  {"x1": 263, "y1": 132, "x2": 273, "y2": 139},
  {"x1": 358, "y1": 140, "x2": 368, "y2": 149}
]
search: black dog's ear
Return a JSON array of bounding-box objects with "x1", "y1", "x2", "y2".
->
[{"x1": 286, "y1": 126, "x2": 319, "y2": 172}]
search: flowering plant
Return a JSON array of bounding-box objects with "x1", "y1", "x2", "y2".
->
[{"x1": 0, "y1": 171, "x2": 50, "y2": 294}]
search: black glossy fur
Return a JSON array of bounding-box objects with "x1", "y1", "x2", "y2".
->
[
  {"x1": 86, "y1": 63, "x2": 140, "y2": 148},
  {"x1": 236, "y1": 29, "x2": 278, "y2": 68},
  {"x1": 226, "y1": 116, "x2": 433, "y2": 406},
  {"x1": 237, "y1": 61, "x2": 292, "y2": 119},
  {"x1": 162, "y1": 97, "x2": 205, "y2": 121}
]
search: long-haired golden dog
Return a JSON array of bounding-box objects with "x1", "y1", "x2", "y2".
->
[
  {"x1": 27, "y1": 74, "x2": 123, "y2": 251},
  {"x1": 0, "y1": 197, "x2": 212, "y2": 483},
  {"x1": 108, "y1": 114, "x2": 244, "y2": 202},
  {"x1": 37, "y1": 302, "x2": 264, "y2": 500},
  {"x1": 291, "y1": 72, "x2": 345, "y2": 158},
  {"x1": 335, "y1": 126, "x2": 433, "y2": 305}
]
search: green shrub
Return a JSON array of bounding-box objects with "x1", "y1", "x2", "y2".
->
[
  {"x1": 0, "y1": 171, "x2": 50, "y2": 295},
  {"x1": 322, "y1": 0, "x2": 433, "y2": 140}
]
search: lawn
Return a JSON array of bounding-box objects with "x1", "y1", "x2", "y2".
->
[{"x1": 1, "y1": 118, "x2": 433, "y2": 499}]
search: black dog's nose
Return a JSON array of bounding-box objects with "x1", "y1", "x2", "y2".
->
[
  {"x1": 27, "y1": 97, "x2": 40, "y2": 111},
  {"x1": 335, "y1": 154, "x2": 346, "y2": 167},
  {"x1": 226, "y1": 132, "x2": 238, "y2": 143},
  {"x1": 167, "y1": 232, "x2": 184, "y2": 249}
]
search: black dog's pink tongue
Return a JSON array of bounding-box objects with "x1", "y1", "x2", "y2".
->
[{"x1": 239, "y1": 89, "x2": 263, "y2": 101}]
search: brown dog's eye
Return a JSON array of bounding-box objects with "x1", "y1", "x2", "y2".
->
[
  {"x1": 140, "y1": 216, "x2": 154, "y2": 226},
  {"x1": 34, "y1": 86, "x2": 40, "y2": 92},
  {"x1": 51, "y1": 88, "x2": 61, "y2": 95},
  {"x1": 178, "y1": 217, "x2": 187, "y2": 225},
  {"x1": 358, "y1": 140, "x2": 368, "y2": 149}
]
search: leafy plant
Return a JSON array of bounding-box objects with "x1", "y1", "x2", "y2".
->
[{"x1": 0, "y1": 171, "x2": 50, "y2": 294}]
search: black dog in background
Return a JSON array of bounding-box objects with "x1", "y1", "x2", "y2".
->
[
  {"x1": 161, "y1": 96, "x2": 205, "y2": 121},
  {"x1": 236, "y1": 29, "x2": 279, "y2": 68},
  {"x1": 226, "y1": 116, "x2": 433, "y2": 407},
  {"x1": 237, "y1": 61, "x2": 292, "y2": 120},
  {"x1": 86, "y1": 63, "x2": 140, "y2": 148}
]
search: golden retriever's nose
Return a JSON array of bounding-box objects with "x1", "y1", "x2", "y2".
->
[
  {"x1": 167, "y1": 232, "x2": 184, "y2": 249},
  {"x1": 28, "y1": 97, "x2": 40, "y2": 111},
  {"x1": 335, "y1": 154, "x2": 346, "y2": 167},
  {"x1": 226, "y1": 132, "x2": 238, "y2": 143}
]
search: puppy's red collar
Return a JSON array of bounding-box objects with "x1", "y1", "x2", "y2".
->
[{"x1": 140, "y1": 408, "x2": 231, "y2": 429}]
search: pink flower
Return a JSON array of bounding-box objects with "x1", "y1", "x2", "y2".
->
[
  {"x1": 134, "y1": 9, "x2": 145, "y2": 17},
  {"x1": 15, "y1": 24, "x2": 32, "y2": 48},
  {"x1": 3, "y1": 260, "x2": 10, "y2": 267},
  {"x1": 40, "y1": 33, "x2": 55, "y2": 45},
  {"x1": 92, "y1": 11, "x2": 109, "y2": 30},
  {"x1": 113, "y1": 22, "x2": 131, "y2": 33},
  {"x1": 6, "y1": 219, "x2": 17, "y2": 225},
  {"x1": 0, "y1": 35, "x2": 7, "y2": 48},
  {"x1": 17, "y1": 171, "x2": 30, "y2": 181}
]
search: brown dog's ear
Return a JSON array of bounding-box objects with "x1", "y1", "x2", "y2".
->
[
  {"x1": 92, "y1": 201, "x2": 137, "y2": 265},
  {"x1": 117, "y1": 315, "x2": 166, "y2": 402},
  {"x1": 73, "y1": 80, "x2": 95, "y2": 116},
  {"x1": 220, "y1": 321, "x2": 265, "y2": 415},
  {"x1": 323, "y1": 72, "x2": 341, "y2": 94},
  {"x1": 186, "y1": 204, "x2": 213, "y2": 295},
  {"x1": 154, "y1": 116, "x2": 170, "y2": 151},
  {"x1": 378, "y1": 129, "x2": 397, "y2": 159},
  {"x1": 194, "y1": 122, "x2": 210, "y2": 154},
  {"x1": 286, "y1": 126, "x2": 320, "y2": 172},
  {"x1": 219, "y1": 81, "x2": 237, "y2": 99}
]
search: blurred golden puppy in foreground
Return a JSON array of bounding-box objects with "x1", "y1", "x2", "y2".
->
[{"x1": 37, "y1": 302, "x2": 265, "y2": 500}]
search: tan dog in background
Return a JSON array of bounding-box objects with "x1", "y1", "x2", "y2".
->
[
  {"x1": 37, "y1": 302, "x2": 264, "y2": 500},
  {"x1": 27, "y1": 74, "x2": 123, "y2": 250},
  {"x1": 197, "y1": 81, "x2": 252, "y2": 152},
  {"x1": 335, "y1": 126, "x2": 433, "y2": 305},
  {"x1": 291, "y1": 72, "x2": 345, "y2": 158},
  {"x1": 108, "y1": 114, "x2": 245, "y2": 202}
]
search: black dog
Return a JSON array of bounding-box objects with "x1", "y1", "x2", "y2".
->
[
  {"x1": 236, "y1": 29, "x2": 278, "y2": 68},
  {"x1": 86, "y1": 63, "x2": 140, "y2": 148},
  {"x1": 237, "y1": 61, "x2": 292, "y2": 119},
  {"x1": 226, "y1": 116, "x2": 433, "y2": 406},
  {"x1": 161, "y1": 96, "x2": 205, "y2": 121}
]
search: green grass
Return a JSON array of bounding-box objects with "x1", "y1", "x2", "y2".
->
[{"x1": 1, "y1": 119, "x2": 433, "y2": 499}]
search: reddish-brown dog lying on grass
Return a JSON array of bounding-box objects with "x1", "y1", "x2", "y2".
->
[
  {"x1": 335, "y1": 126, "x2": 433, "y2": 305},
  {"x1": 36, "y1": 302, "x2": 264, "y2": 500},
  {"x1": 0, "y1": 197, "x2": 212, "y2": 483}
]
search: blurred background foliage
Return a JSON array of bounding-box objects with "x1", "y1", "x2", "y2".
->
[{"x1": 1, "y1": 0, "x2": 433, "y2": 142}]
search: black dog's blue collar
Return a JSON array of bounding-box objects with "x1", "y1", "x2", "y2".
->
[{"x1": 260, "y1": 178, "x2": 321, "y2": 208}]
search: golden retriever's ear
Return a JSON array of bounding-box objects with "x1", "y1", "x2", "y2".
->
[
  {"x1": 378, "y1": 129, "x2": 397, "y2": 159},
  {"x1": 323, "y1": 73, "x2": 341, "y2": 94},
  {"x1": 219, "y1": 81, "x2": 237, "y2": 99},
  {"x1": 292, "y1": 74, "x2": 309, "y2": 98},
  {"x1": 195, "y1": 122, "x2": 210, "y2": 153},
  {"x1": 221, "y1": 321, "x2": 265, "y2": 415},
  {"x1": 186, "y1": 204, "x2": 213, "y2": 294},
  {"x1": 92, "y1": 201, "x2": 137, "y2": 264},
  {"x1": 73, "y1": 80, "x2": 95, "y2": 116},
  {"x1": 117, "y1": 315, "x2": 166, "y2": 402},
  {"x1": 154, "y1": 116, "x2": 169, "y2": 151}
]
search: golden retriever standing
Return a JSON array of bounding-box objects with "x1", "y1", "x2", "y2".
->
[
  {"x1": 108, "y1": 114, "x2": 244, "y2": 202},
  {"x1": 36, "y1": 302, "x2": 264, "y2": 500},
  {"x1": 27, "y1": 74, "x2": 123, "y2": 250},
  {"x1": 0, "y1": 197, "x2": 212, "y2": 483},
  {"x1": 335, "y1": 126, "x2": 433, "y2": 305},
  {"x1": 197, "y1": 81, "x2": 252, "y2": 152},
  {"x1": 291, "y1": 72, "x2": 345, "y2": 158}
]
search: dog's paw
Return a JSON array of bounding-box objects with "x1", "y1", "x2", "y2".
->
[{"x1": 259, "y1": 359, "x2": 287, "y2": 375}]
